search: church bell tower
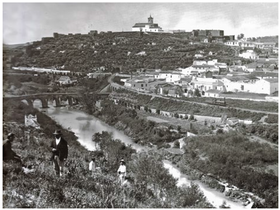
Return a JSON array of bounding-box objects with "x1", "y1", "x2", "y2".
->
[{"x1": 148, "y1": 15, "x2": 153, "y2": 24}]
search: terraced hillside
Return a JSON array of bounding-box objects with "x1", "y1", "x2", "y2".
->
[{"x1": 8, "y1": 32, "x2": 237, "y2": 73}]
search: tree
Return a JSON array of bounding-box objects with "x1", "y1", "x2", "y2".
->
[
  {"x1": 173, "y1": 140, "x2": 180, "y2": 148},
  {"x1": 128, "y1": 109, "x2": 137, "y2": 119},
  {"x1": 129, "y1": 152, "x2": 177, "y2": 201},
  {"x1": 194, "y1": 89, "x2": 201, "y2": 97},
  {"x1": 79, "y1": 89, "x2": 99, "y2": 114},
  {"x1": 144, "y1": 106, "x2": 148, "y2": 112},
  {"x1": 189, "y1": 115, "x2": 194, "y2": 121},
  {"x1": 177, "y1": 126, "x2": 181, "y2": 133},
  {"x1": 237, "y1": 33, "x2": 244, "y2": 40}
]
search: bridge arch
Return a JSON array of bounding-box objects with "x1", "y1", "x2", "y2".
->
[{"x1": 5, "y1": 93, "x2": 82, "y2": 109}]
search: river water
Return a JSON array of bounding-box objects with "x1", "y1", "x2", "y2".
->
[
  {"x1": 33, "y1": 101, "x2": 249, "y2": 209},
  {"x1": 34, "y1": 101, "x2": 146, "y2": 152}
]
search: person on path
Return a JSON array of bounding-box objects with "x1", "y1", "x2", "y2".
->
[
  {"x1": 89, "y1": 158, "x2": 96, "y2": 176},
  {"x1": 3, "y1": 133, "x2": 22, "y2": 164},
  {"x1": 117, "y1": 159, "x2": 127, "y2": 184},
  {"x1": 50, "y1": 130, "x2": 68, "y2": 177}
]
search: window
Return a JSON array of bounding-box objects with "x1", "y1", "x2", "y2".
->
[
  {"x1": 141, "y1": 84, "x2": 144, "y2": 87},
  {"x1": 241, "y1": 85, "x2": 244, "y2": 90}
]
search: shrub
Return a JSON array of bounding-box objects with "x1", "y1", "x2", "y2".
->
[
  {"x1": 189, "y1": 114, "x2": 194, "y2": 121},
  {"x1": 144, "y1": 106, "x2": 148, "y2": 112},
  {"x1": 173, "y1": 140, "x2": 180, "y2": 148},
  {"x1": 265, "y1": 114, "x2": 278, "y2": 124},
  {"x1": 216, "y1": 129, "x2": 224, "y2": 134}
]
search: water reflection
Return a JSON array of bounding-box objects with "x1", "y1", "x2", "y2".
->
[{"x1": 33, "y1": 101, "x2": 145, "y2": 152}]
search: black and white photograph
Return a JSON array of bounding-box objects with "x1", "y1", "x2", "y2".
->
[{"x1": 2, "y1": 1, "x2": 278, "y2": 208}]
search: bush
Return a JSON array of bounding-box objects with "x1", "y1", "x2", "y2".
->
[
  {"x1": 216, "y1": 129, "x2": 224, "y2": 134},
  {"x1": 265, "y1": 114, "x2": 278, "y2": 124},
  {"x1": 189, "y1": 114, "x2": 194, "y2": 121},
  {"x1": 173, "y1": 140, "x2": 180, "y2": 148},
  {"x1": 182, "y1": 132, "x2": 278, "y2": 207}
]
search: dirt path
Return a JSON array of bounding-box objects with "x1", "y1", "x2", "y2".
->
[{"x1": 248, "y1": 135, "x2": 278, "y2": 150}]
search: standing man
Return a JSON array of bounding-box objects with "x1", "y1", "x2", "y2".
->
[
  {"x1": 3, "y1": 133, "x2": 22, "y2": 164},
  {"x1": 50, "y1": 130, "x2": 68, "y2": 177},
  {"x1": 117, "y1": 159, "x2": 127, "y2": 184},
  {"x1": 89, "y1": 158, "x2": 96, "y2": 176}
]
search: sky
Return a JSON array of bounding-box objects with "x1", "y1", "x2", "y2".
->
[{"x1": 2, "y1": 2, "x2": 279, "y2": 44}]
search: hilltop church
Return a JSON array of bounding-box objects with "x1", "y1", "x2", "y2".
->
[{"x1": 132, "y1": 15, "x2": 163, "y2": 33}]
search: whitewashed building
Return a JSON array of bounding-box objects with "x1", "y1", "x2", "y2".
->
[
  {"x1": 154, "y1": 71, "x2": 183, "y2": 83},
  {"x1": 222, "y1": 77, "x2": 278, "y2": 95},
  {"x1": 239, "y1": 50, "x2": 258, "y2": 60},
  {"x1": 57, "y1": 76, "x2": 71, "y2": 85},
  {"x1": 192, "y1": 77, "x2": 224, "y2": 92},
  {"x1": 181, "y1": 59, "x2": 223, "y2": 75},
  {"x1": 132, "y1": 15, "x2": 163, "y2": 33}
]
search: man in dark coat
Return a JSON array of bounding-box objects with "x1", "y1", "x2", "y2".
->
[
  {"x1": 50, "y1": 130, "x2": 68, "y2": 176},
  {"x1": 3, "y1": 133, "x2": 21, "y2": 163}
]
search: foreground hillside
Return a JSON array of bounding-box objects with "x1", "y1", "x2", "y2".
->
[{"x1": 3, "y1": 100, "x2": 212, "y2": 208}]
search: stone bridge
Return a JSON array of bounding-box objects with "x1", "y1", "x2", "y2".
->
[{"x1": 4, "y1": 93, "x2": 82, "y2": 108}]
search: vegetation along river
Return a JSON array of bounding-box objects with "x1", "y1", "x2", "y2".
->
[{"x1": 33, "y1": 101, "x2": 250, "y2": 209}]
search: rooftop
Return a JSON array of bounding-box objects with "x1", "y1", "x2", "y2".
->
[
  {"x1": 58, "y1": 76, "x2": 70, "y2": 81},
  {"x1": 263, "y1": 78, "x2": 278, "y2": 83},
  {"x1": 133, "y1": 23, "x2": 151, "y2": 27},
  {"x1": 251, "y1": 72, "x2": 278, "y2": 78},
  {"x1": 224, "y1": 75, "x2": 257, "y2": 81}
]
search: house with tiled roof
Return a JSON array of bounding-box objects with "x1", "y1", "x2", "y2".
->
[
  {"x1": 250, "y1": 72, "x2": 278, "y2": 79},
  {"x1": 125, "y1": 77, "x2": 165, "y2": 92},
  {"x1": 57, "y1": 76, "x2": 72, "y2": 86},
  {"x1": 132, "y1": 15, "x2": 163, "y2": 33},
  {"x1": 157, "y1": 83, "x2": 183, "y2": 97}
]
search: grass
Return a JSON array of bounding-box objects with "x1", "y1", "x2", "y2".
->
[{"x1": 3, "y1": 101, "x2": 213, "y2": 208}]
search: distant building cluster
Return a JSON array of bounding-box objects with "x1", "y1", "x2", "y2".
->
[
  {"x1": 225, "y1": 40, "x2": 277, "y2": 51},
  {"x1": 131, "y1": 15, "x2": 235, "y2": 40},
  {"x1": 192, "y1": 29, "x2": 235, "y2": 43},
  {"x1": 118, "y1": 52, "x2": 278, "y2": 98}
]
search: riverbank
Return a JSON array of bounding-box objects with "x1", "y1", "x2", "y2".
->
[
  {"x1": 3, "y1": 100, "x2": 217, "y2": 208},
  {"x1": 70, "y1": 102, "x2": 266, "y2": 208}
]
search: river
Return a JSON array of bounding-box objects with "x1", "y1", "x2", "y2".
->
[
  {"x1": 34, "y1": 101, "x2": 146, "y2": 152},
  {"x1": 33, "y1": 101, "x2": 250, "y2": 209}
]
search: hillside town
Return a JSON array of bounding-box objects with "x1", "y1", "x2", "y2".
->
[
  {"x1": 7, "y1": 16, "x2": 278, "y2": 102},
  {"x1": 3, "y1": 4, "x2": 279, "y2": 209}
]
